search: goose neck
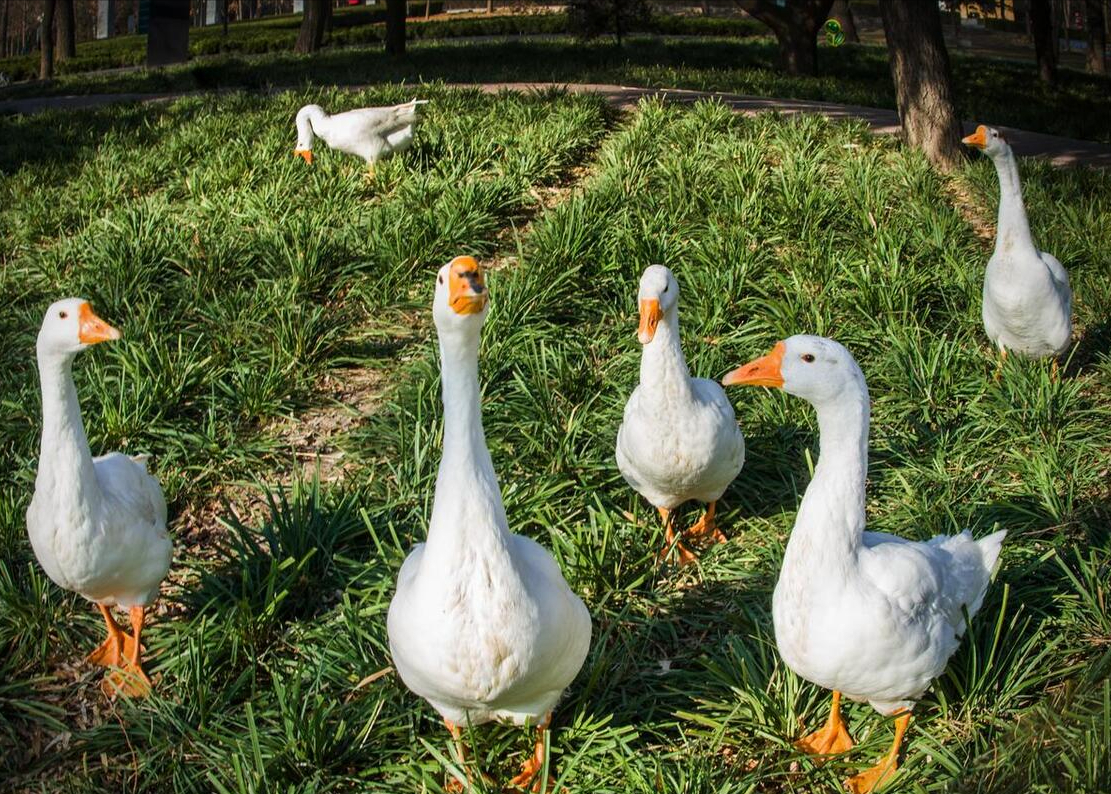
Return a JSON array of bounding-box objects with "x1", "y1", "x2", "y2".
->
[
  {"x1": 296, "y1": 107, "x2": 323, "y2": 148},
  {"x1": 424, "y1": 328, "x2": 510, "y2": 561},
  {"x1": 36, "y1": 349, "x2": 100, "y2": 508},
  {"x1": 991, "y1": 148, "x2": 1034, "y2": 257},
  {"x1": 639, "y1": 309, "x2": 693, "y2": 403},
  {"x1": 786, "y1": 388, "x2": 870, "y2": 565}
]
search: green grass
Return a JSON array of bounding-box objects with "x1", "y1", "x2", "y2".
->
[
  {"x1": 2, "y1": 88, "x2": 1110, "y2": 792},
  {"x1": 3, "y1": 34, "x2": 1109, "y2": 145}
]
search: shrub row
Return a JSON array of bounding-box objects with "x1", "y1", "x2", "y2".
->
[{"x1": 0, "y1": 11, "x2": 763, "y2": 85}]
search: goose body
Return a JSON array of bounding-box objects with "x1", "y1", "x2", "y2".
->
[
  {"x1": 616, "y1": 265, "x2": 744, "y2": 563},
  {"x1": 963, "y1": 125, "x2": 1072, "y2": 358},
  {"x1": 294, "y1": 99, "x2": 427, "y2": 166},
  {"x1": 387, "y1": 257, "x2": 590, "y2": 786},
  {"x1": 28, "y1": 450, "x2": 168, "y2": 608},
  {"x1": 724, "y1": 336, "x2": 1005, "y2": 792},
  {"x1": 26, "y1": 299, "x2": 171, "y2": 697}
]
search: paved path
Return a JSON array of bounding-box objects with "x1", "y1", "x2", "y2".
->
[{"x1": 3, "y1": 82, "x2": 1109, "y2": 168}]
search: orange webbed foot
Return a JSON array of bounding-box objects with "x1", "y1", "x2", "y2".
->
[
  {"x1": 101, "y1": 662, "x2": 152, "y2": 699},
  {"x1": 684, "y1": 506, "x2": 728, "y2": 546},
  {"x1": 507, "y1": 755, "x2": 554, "y2": 792},
  {"x1": 842, "y1": 712, "x2": 910, "y2": 793},
  {"x1": 795, "y1": 718, "x2": 854, "y2": 756},
  {"x1": 844, "y1": 758, "x2": 897, "y2": 794},
  {"x1": 795, "y1": 691, "x2": 855, "y2": 758},
  {"x1": 86, "y1": 632, "x2": 130, "y2": 668}
]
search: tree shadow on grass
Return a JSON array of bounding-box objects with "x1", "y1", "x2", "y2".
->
[
  {"x1": 177, "y1": 477, "x2": 370, "y2": 635},
  {"x1": 0, "y1": 101, "x2": 173, "y2": 175}
]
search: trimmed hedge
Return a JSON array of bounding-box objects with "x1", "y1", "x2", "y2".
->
[{"x1": 0, "y1": 10, "x2": 764, "y2": 84}]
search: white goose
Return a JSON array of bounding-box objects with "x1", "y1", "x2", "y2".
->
[
  {"x1": 293, "y1": 98, "x2": 428, "y2": 171},
  {"x1": 723, "y1": 336, "x2": 1006, "y2": 794},
  {"x1": 962, "y1": 125, "x2": 1072, "y2": 371},
  {"x1": 616, "y1": 265, "x2": 745, "y2": 565},
  {"x1": 387, "y1": 257, "x2": 591, "y2": 790},
  {"x1": 26, "y1": 299, "x2": 172, "y2": 698}
]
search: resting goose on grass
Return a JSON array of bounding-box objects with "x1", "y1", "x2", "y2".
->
[
  {"x1": 27, "y1": 299, "x2": 172, "y2": 698},
  {"x1": 962, "y1": 124, "x2": 1072, "y2": 375},
  {"x1": 616, "y1": 265, "x2": 745, "y2": 565},
  {"x1": 293, "y1": 98, "x2": 428, "y2": 173},
  {"x1": 723, "y1": 336, "x2": 1006, "y2": 793},
  {"x1": 387, "y1": 256, "x2": 591, "y2": 791}
]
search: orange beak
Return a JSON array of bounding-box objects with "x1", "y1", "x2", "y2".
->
[
  {"x1": 448, "y1": 255, "x2": 488, "y2": 315},
  {"x1": 637, "y1": 298, "x2": 662, "y2": 344},
  {"x1": 294, "y1": 149, "x2": 313, "y2": 164},
  {"x1": 722, "y1": 341, "x2": 786, "y2": 388},
  {"x1": 78, "y1": 302, "x2": 121, "y2": 345},
  {"x1": 961, "y1": 125, "x2": 988, "y2": 149}
]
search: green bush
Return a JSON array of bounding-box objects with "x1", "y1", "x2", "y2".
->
[{"x1": 0, "y1": 10, "x2": 761, "y2": 86}]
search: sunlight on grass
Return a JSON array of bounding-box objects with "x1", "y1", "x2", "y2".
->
[{"x1": 1, "y1": 90, "x2": 1108, "y2": 792}]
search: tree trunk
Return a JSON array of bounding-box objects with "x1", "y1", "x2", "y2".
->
[
  {"x1": 1086, "y1": 0, "x2": 1107, "y2": 72},
  {"x1": 741, "y1": 0, "x2": 835, "y2": 76},
  {"x1": 486, "y1": 0, "x2": 493, "y2": 12},
  {"x1": 878, "y1": 0, "x2": 962, "y2": 172},
  {"x1": 1, "y1": 0, "x2": 10, "y2": 59},
  {"x1": 40, "y1": 0, "x2": 56, "y2": 79},
  {"x1": 55, "y1": 0, "x2": 75, "y2": 60},
  {"x1": 424, "y1": 0, "x2": 431, "y2": 20},
  {"x1": 1030, "y1": 0, "x2": 1058, "y2": 84},
  {"x1": 385, "y1": 0, "x2": 405, "y2": 56},
  {"x1": 830, "y1": 0, "x2": 858, "y2": 43},
  {"x1": 147, "y1": 0, "x2": 190, "y2": 66},
  {"x1": 223, "y1": 0, "x2": 228, "y2": 36},
  {"x1": 295, "y1": 0, "x2": 327, "y2": 53}
]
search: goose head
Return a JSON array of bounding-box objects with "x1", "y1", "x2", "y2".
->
[
  {"x1": 433, "y1": 255, "x2": 489, "y2": 336},
  {"x1": 962, "y1": 124, "x2": 1010, "y2": 159},
  {"x1": 636, "y1": 264, "x2": 679, "y2": 344},
  {"x1": 37, "y1": 298, "x2": 120, "y2": 359},
  {"x1": 722, "y1": 335, "x2": 865, "y2": 408},
  {"x1": 294, "y1": 104, "x2": 323, "y2": 164}
]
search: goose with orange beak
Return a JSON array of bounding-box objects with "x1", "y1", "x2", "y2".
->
[
  {"x1": 26, "y1": 299, "x2": 172, "y2": 698},
  {"x1": 616, "y1": 265, "x2": 745, "y2": 565},
  {"x1": 961, "y1": 124, "x2": 1072, "y2": 375},
  {"x1": 294, "y1": 98, "x2": 428, "y2": 174},
  {"x1": 388, "y1": 257, "x2": 591, "y2": 792},
  {"x1": 724, "y1": 335, "x2": 1006, "y2": 793}
]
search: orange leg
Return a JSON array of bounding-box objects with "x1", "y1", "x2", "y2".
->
[
  {"x1": 844, "y1": 711, "x2": 911, "y2": 794},
  {"x1": 102, "y1": 606, "x2": 152, "y2": 698},
  {"x1": 656, "y1": 507, "x2": 696, "y2": 566},
  {"x1": 994, "y1": 347, "x2": 1008, "y2": 382},
  {"x1": 1050, "y1": 358, "x2": 1060, "y2": 382},
  {"x1": 795, "y1": 690, "x2": 855, "y2": 756},
  {"x1": 443, "y1": 719, "x2": 467, "y2": 793},
  {"x1": 87, "y1": 604, "x2": 134, "y2": 668},
  {"x1": 442, "y1": 720, "x2": 494, "y2": 792},
  {"x1": 508, "y1": 713, "x2": 555, "y2": 792},
  {"x1": 683, "y1": 501, "x2": 728, "y2": 546}
]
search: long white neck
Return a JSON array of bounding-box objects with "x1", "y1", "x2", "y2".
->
[
  {"x1": 296, "y1": 106, "x2": 325, "y2": 149},
  {"x1": 785, "y1": 384, "x2": 870, "y2": 568},
  {"x1": 638, "y1": 305, "x2": 693, "y2": 405},
  {"x1": 423, "y1": 326, "x2": 510, "y2": 566},
  {"x1": 991, "y1": 147, "x2": 1035, "y2": 258},
  {"x1": 35, "y1": 348, "x2": 101, "y2": 514}
]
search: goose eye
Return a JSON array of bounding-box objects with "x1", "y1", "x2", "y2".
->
[
  {"x1": 801, "y1": 353, "x2": 815, "y2": 363},
  {"x1": 58, "y1": 311, "x2": 68, "y2": 319},
  {"x1": 438, "y1": 275, "x2": 444, "y2": 285},
  {"x1": 663, "y1": 284, "x2": 669, "y2": 293}
]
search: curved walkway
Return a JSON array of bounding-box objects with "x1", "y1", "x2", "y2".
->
[{"x1": 3, "y1": 81, "x2": 1109, "y2": 167}]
